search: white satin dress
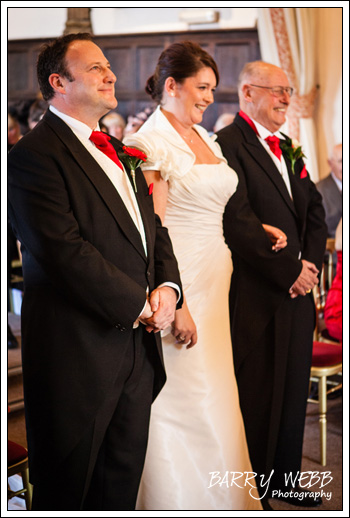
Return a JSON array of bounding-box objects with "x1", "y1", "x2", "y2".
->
[{"x1": 124, "y1": 107, "x2": 262, "y2": 510}]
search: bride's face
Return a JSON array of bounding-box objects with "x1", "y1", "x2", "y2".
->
[{"x1": 172, "y1": 67, "x2": 216, "y2": 127}]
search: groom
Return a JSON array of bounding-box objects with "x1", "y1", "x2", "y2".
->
[{"x1": 8, "y1": 33, "x2": 182, "y2": 510}]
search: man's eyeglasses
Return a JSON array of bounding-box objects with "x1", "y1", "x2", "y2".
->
[{"x1": 249, "y1": 84, "x2": 294, "y2": 97}]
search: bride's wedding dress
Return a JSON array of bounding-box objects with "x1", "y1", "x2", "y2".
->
[{"x1": 124, "y1": 107, "x2": 262, "y2": 510}]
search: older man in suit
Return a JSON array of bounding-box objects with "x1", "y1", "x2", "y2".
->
[
  {"x1": 216, "y1": 61, "x2": 327, "y2": 509},
  {"x1": 8, "y1": 33, "x2": 182, "y2": 511},
  {"x1": 317, "y1": 143, "x2": 342, "y2": 238}
]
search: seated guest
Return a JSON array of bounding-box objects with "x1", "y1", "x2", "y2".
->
[
  {"x1": 317, "y1": 143, "x2": 342, "y2": 238},
  {"x1": 100, "y1": 111, "x2": 126, "y2": 140},
  {"x1": 213, "y1": 112, "x2": 235, "y2": 133},
  {"x1": 8, "y1": 111, "x2": 22, "y2": 151},
  {"x1": 124, "y1": 107, "x2": 153, "y2": 136},
  {"x1": 7, "y1": 219, "x2": 20, "y2": 349},
  {"x1": 28, "y1": 98, "x2": 48, "y2": 129},
  {"x1": 324, "y1": 218, "x2": 342, "y2": 342}
]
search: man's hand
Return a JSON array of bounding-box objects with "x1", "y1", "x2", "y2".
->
[
  {"x1": 143, "y1": 286, "x2": 177, "y2": 333},
  {"x1": 289, "y1": 260, "x2": 319, "y2": 298}
]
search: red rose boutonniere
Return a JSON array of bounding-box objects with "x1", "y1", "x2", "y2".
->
[
  {"x1": 119, "y1": 146, "x2": 147, "y2": 192},
  {"x1": 279, "y1": 132, "x2": 306, "y2": 175}
]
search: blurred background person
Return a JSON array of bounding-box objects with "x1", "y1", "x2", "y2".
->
[
  {"x1": 27, "y1": 98, "x2": 48, "y2": 129},
  {"x1": 7, "y1": 219, "x2": 20, "y2": 349},
  {"x1": 100, "y1": 111, "x2": 126, "y2": 140},
  {"x1": 213, "y1": 112, "x2": 235, "y2": 133},
  {"x1": 124, "y1": 106, "x2": 154, "y2": 136},
  {"x1": 316, "y1": 143, "x2": 342, "y2": 238},
  {"x1": 8, "y1": 110, "x2": 23, "y2": 151},
  {"x1": 8, "y1": 109, "x2": 23, "y2": 348}
]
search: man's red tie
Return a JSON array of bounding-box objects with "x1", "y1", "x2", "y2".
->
[
  {"x1": 265, "y1": 135, "x2": 282, "y2": 160},
  {"x1": 89, "y1": 131, "x2": 123, "y2": 170}
]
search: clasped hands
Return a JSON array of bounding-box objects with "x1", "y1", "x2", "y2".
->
[
  {"x1": 139, "y1": 286, "x2": 177, "y2": 333},
  {"x1": 289, "y1": 259, "x2": 319, "y2": 299}
]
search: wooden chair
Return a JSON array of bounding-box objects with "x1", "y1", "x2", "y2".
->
[
  {"x1": 8, "y1": 440, "x2": 33, "y2": 510},
  {"x1": 308, "y1": 239, "x2": 342, "y2": 465},
  {"x1": 308, "y1": 342, "x2": 342, "y2": 465}
]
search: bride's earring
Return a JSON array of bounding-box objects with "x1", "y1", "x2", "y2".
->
[{"x1": 165, "y1": 77, "x2": 177, "y2": 99}]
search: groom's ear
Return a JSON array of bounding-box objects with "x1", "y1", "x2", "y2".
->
[{"x1": 49, "y1": 73, "x2": 66, "y2": 95}]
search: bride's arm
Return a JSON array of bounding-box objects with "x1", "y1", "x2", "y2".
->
[
  {"x1": 143, "y1": 170, "x2": 169, "y2": 223},
  {"x1": 172, "y1": 297, "x2": 198, "y2": 349},
  {"x1": 262, "y1": 224, "x2": 288, "y2": 252},
  {"x1": 143, "y1": 169, "x2": 197, "y2": 348}
]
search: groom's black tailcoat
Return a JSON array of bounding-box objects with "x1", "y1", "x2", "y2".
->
[
  {"x1": 8, "y1": 110, "x2": 182, "y2": 509},
  {"x1": 216, "y1": 113, "x2": 327, "y2": 492}
]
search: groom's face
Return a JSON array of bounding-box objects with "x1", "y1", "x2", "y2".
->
[{"x1": 62, "y1": 40, "x2": 118, "y2": 121}]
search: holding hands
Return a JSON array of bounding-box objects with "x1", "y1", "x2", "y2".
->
[
  {"x1": 139, "y1": 289, "x2": 197, "y2": 349},
  {"x1": 139, "y1": 286, "x2": 178, "y2": 333}
]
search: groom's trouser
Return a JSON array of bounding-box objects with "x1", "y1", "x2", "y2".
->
[{"x1": 31, "y1": 326, "x2": 156, "y2": 510}]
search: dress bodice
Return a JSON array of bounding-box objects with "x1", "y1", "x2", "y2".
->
[
  {"x1": 164, "y1": 161, "x2": 238, "y2": 238},
  {"x1": 123, "y1": 106, "x2": 239, "y2": 239}
]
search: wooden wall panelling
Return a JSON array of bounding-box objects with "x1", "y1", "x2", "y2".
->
[
  {"x1": 8, "y1": 50, "x2": 28, "y2": 93},
  {"x1": 8, "y1": 29, "x2": 260, "y2": 132},
  {"x1": 104, "y1": 44, "x2": 137, "y2": 120}
]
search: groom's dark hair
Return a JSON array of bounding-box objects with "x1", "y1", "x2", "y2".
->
[{"x1": 37, "y1": 32, "x2": 93, "y2": 101}]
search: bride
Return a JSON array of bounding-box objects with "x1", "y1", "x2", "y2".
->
[{"x1": 124, "y1": 41, "x2": 286, "y2": 510}]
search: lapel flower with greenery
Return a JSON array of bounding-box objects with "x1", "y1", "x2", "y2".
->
[
  {"x1": 119, "y1": 146, "x2": 147, "y2": 192},
  {"x1": 279, "y1": 132, "x2": 306, "y2": 174}
]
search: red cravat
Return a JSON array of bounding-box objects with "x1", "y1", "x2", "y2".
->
[
  {"x1": 89, "y1": 131, "x2": 123, "y2": 170},
  {"x1": 264, "y1": 135, "x2": 282, "y2": 160}
]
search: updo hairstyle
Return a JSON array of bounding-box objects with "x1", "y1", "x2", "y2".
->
[{"x1": 145, "y1": 41, "x2": 219, "y2": 104}]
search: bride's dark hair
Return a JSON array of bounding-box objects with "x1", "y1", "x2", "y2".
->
[{"x1": 145, "y1": 41, "x2": 219, "y2": 104}]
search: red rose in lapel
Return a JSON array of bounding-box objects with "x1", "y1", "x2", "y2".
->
[
  {"x1": 280, "y1": 133, "x2": 306, "y2": 175},
  {"x1": 122, "y1": 146, "x2": 147, "y2": 162},
  {"x1": 300, "y1": 165, "x2": 308, "y2": 179},
  {"x1": 119, "y1": 146, "x2": 147, "y2": 193}
]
